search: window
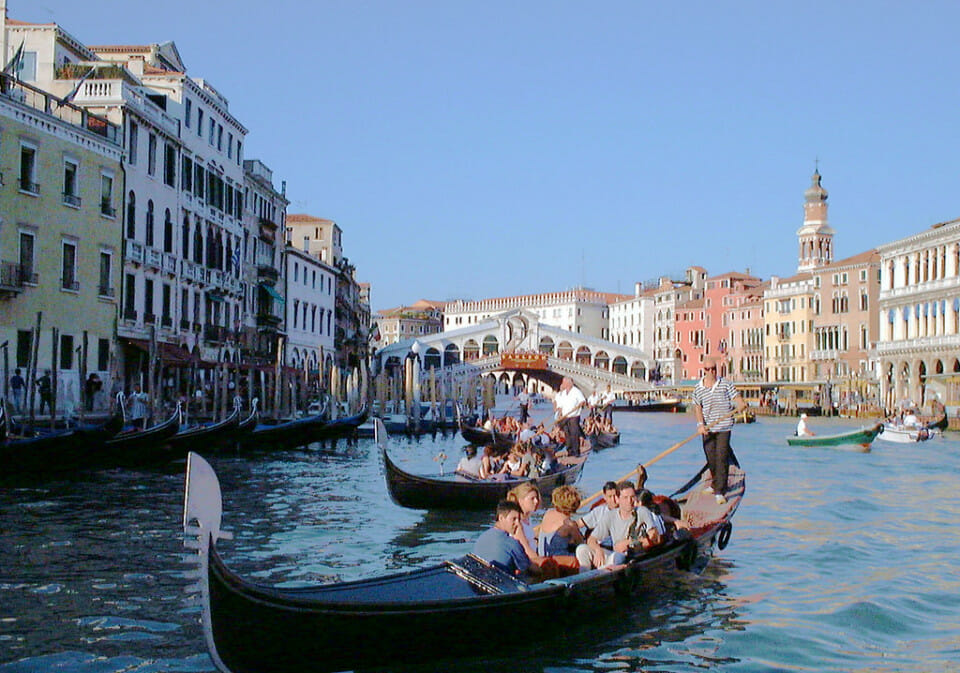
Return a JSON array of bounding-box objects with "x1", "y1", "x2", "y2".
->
[
  {"x1": 19, "y1": 231, "x2": 35, "y2": 283},
  {"x1": 100, "y1": 172, "x2": 115, "y2": 217},
  {"x1": 145, "y1": 200, "x2": 155, "y2": 247},
  {"x1": 18, "y1": 51, "x2": 38, "y2": 80},
  {"x1": 185, "y1": 98, "x2": 192, "y2": 128},
  {"x1": 97, "y1": 338, "x2": 110, "y2": 371},
  {"x1": 194, "y1": 163, "x2": 204, "y2": 199},
  {"x1": 144, "y1": 278, "x2": 155, "y2": 322},
  {"x1": 182, "y1": 215, "x2": 190, "y2": 258},
  {"x1": 128, "y1": 122, "x2": 138, "y2": 164},
  {"x1": 209, "y1": 117, "x2": 216, "y2": 145},
  {"x1": 16, "y1": 330, "x2": 32, "y2": 367},
  {"x1": 197, "y1": 108, "x2": 204, "y2": 137},
  {"x1": 227, "y1": 132, "x2": 233, "y2": 159},
  {"x1": 59, "y1": 334, "x2": 74, "y2": 370},
  {"x1": 61, "y1": 240, "x2": 78, "y2": 291},
  {"x1": 162, "y1": 283, "x2": 172, "y2": 325},
  {"x1": 99, "y1": 251, "x2": 112, "y2": 296},
  {"x1": 126, "y1": 191, "x2": 136, "y2": 239},
  {"x1": 63, "y1": 159, "x2": 80, "y2": 206},
  {"x1": 163, "y1": 209, "x2": 173, "y2": 253},
  {"x1": 182, "y1": 156, "x2": 193, "y2": 191},
  {"x1": 19, "y1": 144, "x2": 38, "y2": 193},
  {"x1": 147, "y1": 133, "x2": 159, "y2": 176},
  {"x1": 236, "y1": 141, "x2": 242, "y2": 165},
  {"x1": 217, "y1": 124, "x2": 223, "y2": 151},
  {"x1": 164, "y1": 143, "x2": 176, "y2": 186},
  {"x1": 123, "y1": 273, "x2": 136, "y2": 319}
]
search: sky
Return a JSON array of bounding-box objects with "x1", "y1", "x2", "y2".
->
[{"x1": 15, "y1": 1, "x2": 960, "y2": 310}]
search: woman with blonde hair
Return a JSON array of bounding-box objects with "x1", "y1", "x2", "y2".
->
[{"x1": 537, "y1": 485, "x2": 585, "y2": 577}]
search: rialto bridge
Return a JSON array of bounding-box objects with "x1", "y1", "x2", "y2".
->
[{"x1": 372, "y1": 308, "x2": 657, "y2": 395}]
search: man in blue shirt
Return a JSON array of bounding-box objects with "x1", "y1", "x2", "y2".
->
[{"x1": 472, "y1": 500, "x2": 530, "y2": 576}]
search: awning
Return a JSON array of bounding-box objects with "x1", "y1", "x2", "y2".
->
[
  {"x1": 122, "y1": 338, "x2": 196, "y2": 365},
  {"x1": 259, "y1": 283, "x2": 285, "y2": 303}
]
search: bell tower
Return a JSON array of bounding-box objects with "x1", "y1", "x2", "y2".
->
[{"x1": 796, "y1": 167, "x2": 835, "y2": 272}]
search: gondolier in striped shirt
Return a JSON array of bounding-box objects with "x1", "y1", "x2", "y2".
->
[{"x1": 692, "y1": 357, "x2": 747, "y2": 505}]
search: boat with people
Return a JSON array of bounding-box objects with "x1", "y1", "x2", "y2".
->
[
  {"x1": 877, "y1": 414, "x2": 948, "y2": 443},
  {"x1": 614, "y1": 392, "x2": 685, "y2": 413},
  {"x1": 181, "y1": 423, "x2": 744, "y2": 673},
  {"x1": 382, "y1": 441, "x2": 589, "y2": 510},
  {"x1": 99, "y1": 403, "x2": 184, "y2": 466},
  {"x1": 786, "y1": 422, "x2": 883, "y2": 449}
]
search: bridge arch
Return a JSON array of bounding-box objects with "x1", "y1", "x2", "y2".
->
[
  {"x1": 463, "y1": 339, "x2": 480, "y2": 361},
  {"x1": 575, "y1": 346, "x2": 591, "y2": 365},
  {"x1": 557, "y1": 341, "x2": 573, "y2": 360},
  {"x1": 594, "y1": 351, "x2": 610, "y2": 370},
  {"x1": 424, "y1": 347, "x2": 441, "y2": 370},
  {"x1": 482, "y1": 335, "x2": 499, "y2": 355},
  {"x1": 612, "y1": 355, "x2": 627, "y2": 375},
  {"x1": 539, "y1": 336, "x2": 555, "y2": 355},
  {"x1": 443, "y1": 343, "x2": 460, "y2": 366}
]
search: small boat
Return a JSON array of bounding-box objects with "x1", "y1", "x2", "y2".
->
[
  {"x1": 239, "y1": 412, "x2": 329, "y2": 450},
  {"x1": 168, "y1": 406, "x2": 242, "y2": 453},
  {"x1": 382, "y1": 429, "x2": 590, "y2": 510},
  {"x1": 614, "y1": 396, "x2": 685, "y2": 413},
  {"x1": 99, "y1": 404, "x2": 184, "y2": 466},
  {"x1": 315, "y1": 407, "x2": 369, "y2": 440},
  {"x1": 786, "y1": 422, "x2": 883, "y2": 449},
  {"x1": 877, "y1": 415, "x2": 947, "y2": 443},
  {"x1": 459, "y1": 422, "x2": 516, "y2": 450},
  {"x1": 586, "y1": 430, "x2": 620, "y2": 450},
  {"x1": 0, "y1": 406, "x2": 125, "y2": 475},
  {"x1": 181, "y1": 442, "x2": 744, "y2": 673}
]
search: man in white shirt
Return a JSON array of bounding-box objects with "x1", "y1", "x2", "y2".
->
[
  {"x1": 796, "y1": 413, "x2": 815, "y2": 436},
  {"x1": 554, "y1": 377, "x2": 586, "y2": 457},
  {"x1": 516, "y1": 389, "x2": 531, "y2": 424}
]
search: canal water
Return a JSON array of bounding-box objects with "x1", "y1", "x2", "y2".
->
[{"x1": 2, "y1": 409, "x2": 959, "y2": 672}]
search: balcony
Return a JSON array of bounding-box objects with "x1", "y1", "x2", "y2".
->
[
  {"x1": 0, "y1": 262, "x2": 36, "y2": 294},
  {"x1": 161, "y1": 315, "x2": 173, "y2": 328},
  {"x1": 145, "y1": 248, "x2": 163, "y2": 270},
  {"x1": 125, "y1": 240, "x2": 145, "y2": 265},
  {"x1": 62, "y1": 192, "x2": 82, "y2": 207},
  {"x1": 19, "y1": 177, "x2": 39, "y2": 195},
  {"x1": 61, "y1": 278, "x2": 79, "y2": 292},
  {"x1": 144, "y1": 312, "x2": 157, "y2": 324},
  {"x1": 256, "y1": 312, "x2": 282, "y2": 328},
  {"x1": 123, "y1": 308, "x2": 138, "y2": 321},
  {"x1": 180, "y1": 318, "x2": 192, "y2": 330},
  {"x1": 204, "y1": 324, "x2": 231, "y2": 343},
  {"x1": 163, "y1": 253, "x2": 177, "y2": 275},
  {"x1": 100, "y1": 200, "x2": 116, "y2": 218},
  {"x1": 98, "y1": 284, "x2": 115, "y2": 298}
]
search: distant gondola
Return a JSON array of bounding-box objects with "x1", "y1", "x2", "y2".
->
[
  {"x1": 315, "y1": 407, "x2": 369, "y2": 440},
  {"x1": 168, "y1": 406, "x2": 243, "y2": 453},
  {"x1": 0, "y1": 405, "x2": 125, "y2": 475},
  {"x1": 239, "y1": 411, "x2": 329, "y2": 450},
  {"x1": 586, "y1": 430, "x2": 620, "y2": 450},
  {"x1": 99, "y1": 404, "x2": 184, "y2": 466},
  {"x1": 786, "y1": 422, "x2": 883, "y2": 449},
  {"x1": 181, "y1": 441, "x2": 745, "y2": 673},
  {"x1": 459, "y1": 422, "x2": 515, "y2": 450},
  {"x1": 382, "y1": 443, "x2": 589, "y2": 511}
]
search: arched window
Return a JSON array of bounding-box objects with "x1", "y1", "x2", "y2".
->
[
  {"x1": 125, "y1": 191, "x2": 136, "y2": 239},
  {"x1": 194, "y1": 225, "x2": 204, "y2": 264},
  {"x1": 163, "y1": 208, "x2": 173, "y2": 253},
  {"x1": 145, "y1": 200, "x2": 155, "y2": 246},
  {"x1": 182, "y1": 214, "x2": 190, "y2": 258}
]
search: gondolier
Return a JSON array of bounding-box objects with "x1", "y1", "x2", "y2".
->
[
  {"x1": 692, "y1": 357, "x2": 747, "y2": 505},
  {"x1": 554, "y1": 377, "x2": 586, "y2": 457},
  {"x1": 517, "y1": 389, "x2": 531, "y2": 424}
]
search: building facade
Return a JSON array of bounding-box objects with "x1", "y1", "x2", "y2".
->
[
  {"x1": 652, "y1": 267, "x2": 707, "y2": 383},
  {"x1": 374, "y1": 299, "x2": 446, "y2": 346}
]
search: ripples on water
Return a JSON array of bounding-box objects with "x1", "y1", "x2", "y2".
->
[{"x1": 1, "y1": 412, "x2": 959, "y2": 672}]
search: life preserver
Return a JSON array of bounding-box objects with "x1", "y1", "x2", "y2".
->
[{"x1": 717, "y1": 522, "x2": 732, "y2": 550}]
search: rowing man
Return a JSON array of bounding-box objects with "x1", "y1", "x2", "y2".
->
[{"x1": 692, "y1": 357, "x2": 747, "y2": 505}]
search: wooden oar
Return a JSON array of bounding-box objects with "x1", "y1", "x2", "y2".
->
[{"x1": 576, "y1": 408, "x2": 741, "y2": 510}]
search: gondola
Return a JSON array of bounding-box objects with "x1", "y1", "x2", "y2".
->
[
  {"x1": 586, "y1": 430, "x2": 620, "y2": 450},
  {"x1": 182, "y1": 437, "x2": 744, "y2": 673},
  {"x1": 459, "y1": 421, "x2": 516, "y2": 450},
  {"x1": 786, "y1": 422, "x2": 883, "y2": 449},
  {"x1": 239, "y1": 411, "x2": 329, "y2": 450},
  {"x1": 382, "y1": 432, "x2": 590, "y2": 510},
  {"x1": 168, "y1": 406, "x2": 243, "y2": 453},
  {"x1": 315, "y1": 407, "x2": 369, "y2": 440},
  {"x1": 614, "y1": 397, "x2": 684, "y2": 413},
  {"x1": 98, "y1": 404, "x2": 184, "y2": 466},
  {"x1": 0, "y1": 405, "x2": 125, "y2": 475}
]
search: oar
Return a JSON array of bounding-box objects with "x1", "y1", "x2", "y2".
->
[{"x1": 576, "y1": 408, "x2": 741, "y2": 510}]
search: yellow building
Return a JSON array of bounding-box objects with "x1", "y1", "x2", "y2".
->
[
  {"x1": 0, "y1": 74, "x2": 123, "y2": 415},
  {"x1": 764, "y1": 273, "x2": 815, "y2": 382}
]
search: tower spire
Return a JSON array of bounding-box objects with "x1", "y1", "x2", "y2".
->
[{"x1": 795, "y1": 166, "x2": 835, "y2": 272}]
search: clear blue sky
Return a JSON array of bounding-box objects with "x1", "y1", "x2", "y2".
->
[{"x1": 17, "y1": 1, "x2": 960, "y2": 310}]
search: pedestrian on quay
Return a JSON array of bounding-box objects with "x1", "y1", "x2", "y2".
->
[
  {"x1": 36, "y1": 370, "x2": 52, "y2": 415},
  {"x1": 692, "y1": 357, "x2": 747, "y2": 505},
  {"x1": 9, "y1": 368, "x2": 25, "y2": 413}
]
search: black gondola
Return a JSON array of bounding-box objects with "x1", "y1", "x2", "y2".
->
[
  {"x1": 587, "y1": 430, "x2": 620, "y2": 449},
  {"x1": 459, "y1": 422, "x2": 515, "y2": 450},
  {"x1": 315, "y1": 407, "x2": 369, "y2": 440},
  {"x1": 0, "y1": 405, "x2": 125, "y2": 475},
  {"x1": 168, "y1": 406, "x2": 243, "y2": 453},
  {"x1": 239, "y1": 412, "x2": 329, "y2": 450},
  {"x1": 98, "y1": 405, "x2": 183, "y2": 466},
  {"x1": 182, "y1": 441, "x2": 745, "y2": 673}
]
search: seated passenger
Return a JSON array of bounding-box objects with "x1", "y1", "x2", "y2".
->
[
  {"x1": 635, "y1": 489, "x2": 666, "y2": 548},
  {"x1": 455, "y1": 445, "x2": 483, "y2": 477},
  {"x1": 472, "y1": 500, "x2": 537, "y2": 576},
  {"x1": 538, "y1": 485, "x2": 585, "y2": 577},
  {"x1": 479, "y1": 445, "x2": 501, "y2": 479},
  {"x1": 575, "y1": 481, "x2": 619, "y2": 538},
  {"x1": 574, "y1": 481, "x2": 659, "y2": 570},
  {"x1": 507, "y1": 482, "x2": 542, "y2": 551},
  {"x1": 499, "y1": 445, "x2": 525, "y2": 477}
]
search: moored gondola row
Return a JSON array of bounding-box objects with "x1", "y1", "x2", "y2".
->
[{"x1": 0, "y1": 400, "x2": 368, "y2": 479}]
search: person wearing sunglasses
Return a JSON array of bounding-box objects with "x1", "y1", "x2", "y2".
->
[{"x1": 692, "y1": 357, "x2": 748, "y2": 504}]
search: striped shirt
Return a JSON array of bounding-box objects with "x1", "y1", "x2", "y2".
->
[{"x1": 692, "y1": 377, "x2": 740, "y2": 432}]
